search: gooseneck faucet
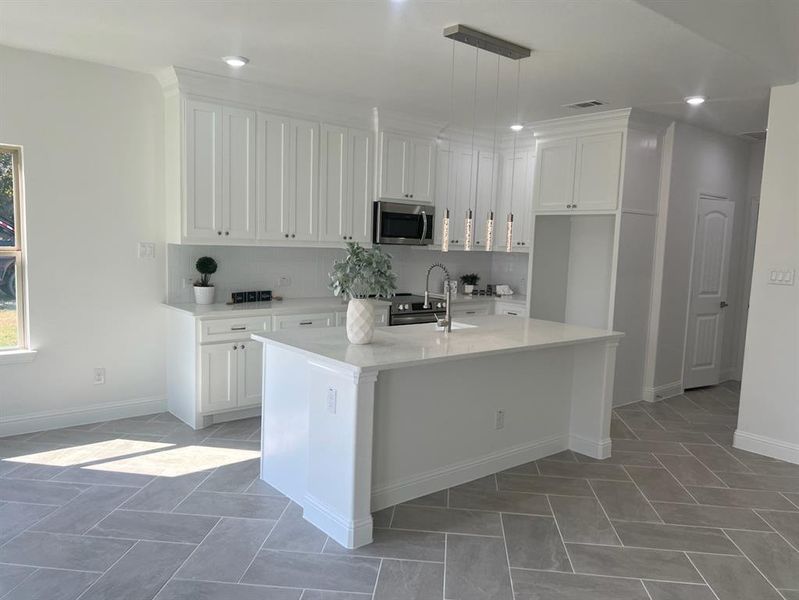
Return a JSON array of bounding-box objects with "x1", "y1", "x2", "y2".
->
[{"x1": 424, "y1": 263, "x2": 452, "y2": 333}]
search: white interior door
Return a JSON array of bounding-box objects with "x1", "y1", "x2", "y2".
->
[{"x1": 684, "y1": 196, "x2": 735, "y2": 389}]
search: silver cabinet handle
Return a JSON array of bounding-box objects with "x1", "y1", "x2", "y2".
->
[
  {"x1": 231, "y1": 326, "x2": 246, "y2": 331},
  {"x1": 299, "y1": 321, "x2": 313, "y2": 326},
  {"x1": 420, "y1": 210, "x2": 428, "y2": 243}
]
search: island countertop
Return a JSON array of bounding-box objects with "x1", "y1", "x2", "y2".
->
[{"x1": 252, "y1": 315, "x2": 623, "y2": 372}]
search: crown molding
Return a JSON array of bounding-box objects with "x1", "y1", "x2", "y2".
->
[{"x1": 530, "y1": 108, "x2": 633, "y2": 138}]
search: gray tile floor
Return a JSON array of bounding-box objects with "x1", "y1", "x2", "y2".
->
[{"x1": 1, "y1": 382, "x2": 799, "y2": 599}]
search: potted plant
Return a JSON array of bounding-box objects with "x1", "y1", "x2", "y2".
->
[
  {"x1": 194, "y1": 256, "x2": 218, "y2": 305},
  {"x1": 460, "y1": 273, "x2": 480, "y2": 295},
  {"x1": 329, "y1": 242, "x2": 397, "y2": 344}
]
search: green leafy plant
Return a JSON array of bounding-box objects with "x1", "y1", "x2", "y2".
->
[
  {"x1": 329, "y1": 243, "x2": 397, "y2": 299},
  {"x1": 195, "y1": 256, "x2": 218, "y2": 287},
  {"x1": 460, "y1": 273, "x2": 480, "y2": 286}
]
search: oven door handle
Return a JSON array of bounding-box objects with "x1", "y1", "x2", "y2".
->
[{"x1": 420, "y1": 210, "x2": 428, "y2": 243}]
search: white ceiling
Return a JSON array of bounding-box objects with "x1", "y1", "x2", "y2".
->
[{"x1": 0, "y1": 0, "x2": 795, "y2": 136}]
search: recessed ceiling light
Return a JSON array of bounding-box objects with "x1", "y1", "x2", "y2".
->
[
  {"x1": 510, "y1": 124, "x2": 524, "y2": 132},
  {"x1": 223, "y1": 56, "x2": 249, "y2": 68},
  {"x1": 684, "y1": 96, "x2": 706, "y2": 106}
]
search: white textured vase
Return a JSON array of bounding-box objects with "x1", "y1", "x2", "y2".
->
[
  {"x1": 346, "y1": 298, "x2": 375, "y2": 345},
  {"x1": 194, "y1": 285, "x2": 215, "y2": 305}
]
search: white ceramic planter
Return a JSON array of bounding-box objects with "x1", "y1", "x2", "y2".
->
[
  {"x1": 463, "y1": 284, "x2": 475, "y2": 295},
  {"x1": 346, "y1": 298, "x2": 375, "y2": 345},
  {"x1": 194, "y1": 285, "x2": 215, "y2": 305}
]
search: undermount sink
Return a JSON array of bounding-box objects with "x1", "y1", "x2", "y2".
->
[{"x1": 432, "y1": 321, "x2": 478, "y2": 331}]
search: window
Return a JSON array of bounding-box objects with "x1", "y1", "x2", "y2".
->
[{"x1": 0, "y1": 146, "x2": 25, "y2": 351}]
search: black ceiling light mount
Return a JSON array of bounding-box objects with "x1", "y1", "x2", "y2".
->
[{"x1": 442, "y1": 25, "x2": 531, "y2": 60}]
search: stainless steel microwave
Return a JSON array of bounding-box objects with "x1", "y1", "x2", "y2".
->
[{"x1": 373, "y1": 201, "x2": 434, "y2": 246}]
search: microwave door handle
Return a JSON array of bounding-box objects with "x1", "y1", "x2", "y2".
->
[{"x1": 420, "y1": 211, "x2": 427, "y2": 243}]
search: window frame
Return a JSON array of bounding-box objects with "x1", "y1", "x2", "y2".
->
[{"x1": 0, "y1": 144, "x2": 28, "y2": 353}]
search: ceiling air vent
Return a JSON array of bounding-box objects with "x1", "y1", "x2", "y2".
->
[
  {"x1": 564, "y1": 100, "x2": 606, "y2": 109},
  {"x1": 739, "y1": 130, "x2": 767, "y2": 142}
]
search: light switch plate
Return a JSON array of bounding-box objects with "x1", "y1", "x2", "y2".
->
[
  {"x1": 326, "y1": 387, "x2": 337, "y2": 414},
  {"x1": 768, "y1": 268, "x2": 795, "y2": 286}
]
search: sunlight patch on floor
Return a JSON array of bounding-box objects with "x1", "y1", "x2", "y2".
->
[
  {"x1": 5, "y1": 439, "x2": 173, "y2": 467},
  {"x1": 83, "y1": 444, "x2": 260, "y2": 477}
]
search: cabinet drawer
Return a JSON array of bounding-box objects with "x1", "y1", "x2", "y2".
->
[
  {"x1": 199, "y1": 316, "x2": 272, "y2": 343},
  {"x1": 495, "y1": 302, "x2": 525, "y2": 317},
  {"x1": 273, "y1": 312, "x2": 336, "y2": 330},
  {"x1": 451, "y1": 305, "x2": 491, "y2": 318}
]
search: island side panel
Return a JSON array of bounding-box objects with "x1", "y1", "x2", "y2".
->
[
  {"x1": 568, "y1": 339, "x2": 620, "y2": 459},
  {"x1": 260, "y1": 344, "x2": 311, "y2": 503},
  {"x1": 370, "y1": 346, "x2": 574, "y2": 510},
  {"x1": 303, "y1": 361, "x2": 378, "y2": 549}
]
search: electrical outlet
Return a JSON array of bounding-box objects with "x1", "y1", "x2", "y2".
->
[
  {"x1": 93, "y1": 368, "x2": 106, "y2": 385},
  {"x1": 182, "y1": 277, "x2": 194, "y2": 289},
  {"x1": 768, "y1": 268, "x2": 795, "y2": 286},
  {"x1": 278, "y1": 275, "x2": 292, "y2": 287},
  {"x1": 495, "y1": 410, "x2": 505, "y2": 430},
  {"x1": 137, "y1": 242, "x2": 155, "y2": 259},
  {"x1": 326, "y1": 387, "x2": 337, "y2": 414}
]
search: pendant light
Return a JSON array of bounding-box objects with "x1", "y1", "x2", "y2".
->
[
  {"x1": 506, "y1": 61, "x2": 522, "y2": 253},
  {"x1": 485, "y1": 54, "x2": 501, "y2": 252},
  {"x1": 441, "y1": 41, "x2": 456, "y2": 253},
  {"x1": 463, "y1": 47, "x2": 479, "y2": 252}
]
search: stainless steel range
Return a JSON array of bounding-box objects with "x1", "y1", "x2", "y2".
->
[{"x1": 388, "y1": 293, "x2": 447, "y2": 326}]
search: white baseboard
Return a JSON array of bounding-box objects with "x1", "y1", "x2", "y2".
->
[
  {"x1": 0, "y1": 395, "x2": 167, "y2": 437},
  {"x1": 304, "y1": 493, "x2": 373, "y2": 549},
  {"x1": 734, "y1": 430, "x2": 799, "y2": 465},
  {"x1": 370, "y1": 435, "x2": 568, "y2": 511},
  {"x1": 570, "y1": 434, "x2": 611, "y2": 459},
  {"x1": 642, "y1": 380, "x2": 683, "y2": 403}
]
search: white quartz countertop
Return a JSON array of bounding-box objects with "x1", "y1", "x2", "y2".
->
[
  {"x1": 163, "y1": 297, "x2": 390, "y2": 318},
  {"x1": 253, "y1": 315, "x2": 622, "y2": 372},
  {"x1": 163, "y1": 295, "x2": 524, "y2": 318}
]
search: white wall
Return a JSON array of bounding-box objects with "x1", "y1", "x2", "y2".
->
[
  {"x1": 737, "y1": 83, "x2": 799, "y2": 463},
  {"x1": 0, "y1": 46, "x2": 166, "y2": 431},
  {"x1": 167, "y1": 244, "x2": 520, "y2": 303},
  {"x1": 653, "y1": 121, "x2": 755, "y2": 390}
]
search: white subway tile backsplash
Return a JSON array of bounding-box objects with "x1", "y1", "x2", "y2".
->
[{"x1": 167, "y1": 244, "x2": 528, "y2": 303}]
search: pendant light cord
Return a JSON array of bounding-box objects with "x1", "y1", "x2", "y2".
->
[
  {"x1": 489, "y1": 54, "x2": 500, "y2": 216},
  {"x1": 508, "y1": 60, "x2": 521, "y2": 215},
  {"x1": 446, "y1": 40, "x2": 456, "y2": 216},
  {"x1": 467, "y1": 46, "x2": 478, "y2": 215}
]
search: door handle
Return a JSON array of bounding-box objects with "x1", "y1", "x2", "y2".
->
[
  {"x1": 420, "y1": 211, "x2": 428, "y2": 243},
  {"x1": 720, "y1": 301, "x2": 729, "y2": 308}
]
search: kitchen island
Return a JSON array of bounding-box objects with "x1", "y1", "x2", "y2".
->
[{"x1": 253, "y1": 315, "x2": 623, "y2": 548}]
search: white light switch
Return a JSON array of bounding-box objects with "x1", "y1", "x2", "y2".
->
[
  {"x1": 768, "y1": 268, "x2": 795, "y2": 286},
  {"x1": 138, "y1": 242, "x2": 155, "y2": 259},
  {"x1": 326, "y1": 387, "x2": 337, "y2": 414}
]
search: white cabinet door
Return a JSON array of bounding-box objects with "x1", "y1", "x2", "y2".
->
[
  {"x1": 573, "y1": 132, "x2": 622, "y2": 211},
  {"x1": 473, "y1": 151, "x2": 498, "y2": 248},
  {"x1": 237, "y1": 341, "x2": 263, "y2": 408},
  {"x1": 222, "y1": 107, "x2": 256, "y2": 240},
  {"x1": 380, "y1": 132, "x2": 409, "y2": 200},
  {"x1": 290, "y1": 119, "x2": 319, "y2": 242},
  {"x1": 348, "y1": 128, "x2": 373, "y2": 244},
  {"x1": 200, "y1": 342, "x2": 238, "y2": 413},
  {"x1": 433, "y1": 146, "x2": 453, "y2": 246},
  {"x1": 450, "y1": 147, "x2": 475, "y2": 247},
  {"x1": 257, "y1": 112, "x2": 292, "y2": 241},
  {"x1": 498, "y1": 151, "x2": 534, "y2": 249},
  {"x1": 534, "y1": 138, "x2": 576, "y2": 212},
  {"x1": 319, "y1": 124, "x2": 348, "y2": 243},
  {"x1": 408, "y1": 137, "x2": 435, "y2": 204},
  {"x1": 185, "y1": 99, "x2": 223, "y2": 241}
]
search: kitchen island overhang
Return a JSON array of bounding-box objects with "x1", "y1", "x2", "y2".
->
[{"x1": 253, "y1": 316, "x2": 623, "y2": 549}]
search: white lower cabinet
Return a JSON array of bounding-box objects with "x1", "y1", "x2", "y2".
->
[
  {"x1": 494, "y1": 302, "x2": 525, "y2": 317},
  {"x1": 273, "y1": 312, "x2": 336, "y2": 330},
  {"x1": 199, "y1": 339, "x2": 263, "y2": 414},
  {"x1": 451, "y1": 304, "x2": 491, "y2": 318}
]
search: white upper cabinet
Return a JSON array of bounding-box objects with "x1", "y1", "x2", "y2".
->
[
  {"x1": 497, "y1": 150, "x2": 535, "y2": 249},
  {"x1": 573, "y1": 132, "x2": 623, "y2": 211},
  {"x1": 257, "y1": 112, "x2": 292, "y2": 240},
  {"x1": 379, "y1": 131, "x2": 435, "y2": 204},
  {"x1": 533, "y1": 132, "x2": 622, "y2": 213},
  {"x1": 319, "y1": 125, "x2": 373, "y2": 243},
  {"x1": 290, "y1": 119, "x2": 319, "y2": 242},
  {"x1": 256, "y1": 114, "x2": 319, "y2": 242},
  {"x1": 533, "y1": 138, "x2": 577, "y2": 213},
  {"x1": 185, "y1": 99, "x2": 223, "y2": 241},
  {"x1": 222, "y1": 106, "x2": 257, "y2": 240}
]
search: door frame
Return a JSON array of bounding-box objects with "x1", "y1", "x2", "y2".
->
[{"x1": 680, "y1": 191, "x2": 734, "y2": 390}]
